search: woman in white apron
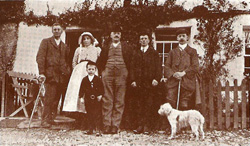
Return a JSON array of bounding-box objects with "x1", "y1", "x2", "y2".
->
[{"x1": 63, "y1": 32, "x2": 101, "y2": 113}]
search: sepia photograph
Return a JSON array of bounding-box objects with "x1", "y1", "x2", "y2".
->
[{"x1": 0, "y1": 0, "x2": 250, "y2": 145}]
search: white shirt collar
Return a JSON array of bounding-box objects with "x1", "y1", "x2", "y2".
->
[
  {"x1": 88, "y1": 75, "x2": 94, "y2": 82},
  {"x1": 54, "y1": 38, "x2": 61, "y2": 46},
  {"x1": 141, "y1": 45, "x2": 149, "y2": 53},
  {"x1": 112, "y1": 42, "x2": 120, "y2": 47},
  {"x1": 179, "y1": 44, "x2": 187, "y2": 51}
]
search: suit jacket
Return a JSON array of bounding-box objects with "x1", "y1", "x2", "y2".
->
[
  {"x1": 36, "y1": 36, "x2": 71, "y2": 83},
  {"x1": 130, "y1": 46, "x2": 161, "y2": 88},
  {"x1": 79, "y1": 75, "x2": 104, "y2": 99},
  {"x1": 164, "y1": 45, "x2": 199, "y2": 91},
  {"x1": 96, "y1": 41, "x2": 132, "y2": 73}
]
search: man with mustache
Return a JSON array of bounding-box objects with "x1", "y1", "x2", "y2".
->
[
  {"x1": 97, "y1": 24, "x2": 132, "y2": 134},
  {"x1": 164, "y1": 28, "x2": 199, "y2": 110}
]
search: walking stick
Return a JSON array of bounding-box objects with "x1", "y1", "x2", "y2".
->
[
  {"x1": 28, "y1": 79, "x2": 45, "y2": 130},
  {"x1": 176, "y1": 79, "x2": 181, "y2": 110}
]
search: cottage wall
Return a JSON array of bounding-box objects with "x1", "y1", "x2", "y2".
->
[{"x1": 13, "y1": 22, "x2": 66, "y2": 75}]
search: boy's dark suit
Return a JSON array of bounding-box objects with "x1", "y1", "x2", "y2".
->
[{"x1": 79, "y1": 75, "x2": 104, "y2": 130}]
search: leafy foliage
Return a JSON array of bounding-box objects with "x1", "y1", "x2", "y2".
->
[
  {"x1": 195, "y1": 0, "x2": 245, "y2": 82},
  {"x1": 0, "y1": 24, "x2": 18, "y2": 74},
  {"x1": 0, "y1": 1, "x2": 25, "y2": 25},
  {"x1": 0, "y1": 1, "x2": 25, "y2": 74},
  {"x1": 24, "y1": 0, "x2": 191, "y2": 44}
]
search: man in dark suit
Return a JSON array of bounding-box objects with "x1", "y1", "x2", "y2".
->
[
  {"x1": 97, "y1": 25, "x2": 132, "y2": 134},
  {"x1": 130, "y1": 32, "x2": 161, "y2": 134},
  {"x1": 164, "y1": 28, "x2": 199, "y2": 110},
  {"x1": 36, "y1": 23, "x2": 71, "y2": 127}
]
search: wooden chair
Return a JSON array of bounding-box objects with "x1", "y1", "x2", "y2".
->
[{"x1": 7, "y1": 71, "x2": 38, "y2": 117}]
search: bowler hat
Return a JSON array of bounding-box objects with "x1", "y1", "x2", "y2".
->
[
  {"x1": 111, "y1": 23, "x2": 122, "y2": 32},
  {"x1": 176, "y1": 28, "x2": 189, "y2": 36}
]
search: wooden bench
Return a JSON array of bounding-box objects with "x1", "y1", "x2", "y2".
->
[{"x1": 7, "y1": 71, "x2": 39, "y2": 117}]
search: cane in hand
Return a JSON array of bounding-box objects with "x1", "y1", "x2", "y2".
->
[
  {"x1": 28, "y1": 76, "x2": 46, "y2": 130},
  {"x1": 176, "y1": 79, "x2": 181, "y2": 110}
]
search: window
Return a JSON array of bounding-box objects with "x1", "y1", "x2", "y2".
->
[
  {"x1": 154, "y1": 26, "x2": 191, "y2": 77},
  {"x1": 243, "y1": 26, "x2": 250, "y2": 76}
]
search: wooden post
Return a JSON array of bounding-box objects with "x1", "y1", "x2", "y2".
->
[
  {"x1": 1, "y1": 72, "x2": 6, "y2": 117},
  {"x1": 225, "y1": 81, "x2": 230, "y2": 129},
  {"x1": 233, "y1": 79, "x2": 238, "y2": 129},
  {"x1": 209, "y1": 80, "x2": 214, "y2": 129},
  {"x1": 201, "y1": 80, "x2": 207, "y2": 129},
  {"x1": 4, "y1": 73, "x2": 8, "y2": 116},
  {"x1": 241, "y1": 79, "x2": 247, "y2": 129},
  {"x1": 248, "y1": 80, "x2": 250, "y2": 128},
  {"x1": 217, "y1": 81, "x2": 222, "y2": 130}
]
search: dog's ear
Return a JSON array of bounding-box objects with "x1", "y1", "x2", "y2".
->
[
  {"x1": 166, "y1": 104, "x2": 174, "y2": 115},
  {"x1": 166, "y1": 103, "x2": 172, "y2": 108}
]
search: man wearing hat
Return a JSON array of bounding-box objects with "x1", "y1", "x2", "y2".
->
[
  {"x1": 97, "y1": 24, "x2": 132, "y2": 134},
  {"x1": 164, "y1": 28, "x2": 199, "y2": 110}
]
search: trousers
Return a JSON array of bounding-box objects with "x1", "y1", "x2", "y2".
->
[
  {"x1": 167, "y1": 85, "x2": 194, "y2": 110},
  {"x1": 85, "y1": 96, "x2": 102, "y2": 130},
  {"x1": 134, "y1": 86, "x2": 158, "y2": 128},
  {"x1": 102, "y1": 67, "x2": 128, "y2": 127},
  {"x1": 42, "y1": 82, "x2": 66, "y2": 123}
]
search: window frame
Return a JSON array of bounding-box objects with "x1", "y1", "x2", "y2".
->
[{"x1": 243, "y1": 25, "x2": 250, "y2": 75}]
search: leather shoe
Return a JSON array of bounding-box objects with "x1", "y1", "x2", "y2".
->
[
  {"x1": 143, "y1": 126, "x2": 150, "y2": 135},
  {"x1": 133, "y1": 126, "x2": 143, "y2": 134},
  {"x1": 110, "y1": 126, "x2": 118, "y2": 134},
  {"x1": 103, "y1": 125, "x2": 111, "y2": 134},
  {"x1": 41, "y1": 122, "x2": 51, "y2": 128},
  {"x1": 96, "y1": 130, "x2": 102, "y2": 136},
  {"x1": 86, "y1": 129, "x2": 93, "y2": 135}
]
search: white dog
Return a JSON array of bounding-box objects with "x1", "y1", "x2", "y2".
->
[{"x1": 158, "y1": 103, "x2": 205, "y2": 140}]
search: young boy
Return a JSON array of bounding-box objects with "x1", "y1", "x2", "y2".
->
[{"x1": 79, "y1": 61, "x2": 104, "y2": 135}]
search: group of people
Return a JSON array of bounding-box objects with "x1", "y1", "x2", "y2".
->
[{"x1": 36, "y1": 23, "x2": 200, "y2": 135}]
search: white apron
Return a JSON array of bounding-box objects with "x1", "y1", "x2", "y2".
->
[{"x1": 62, "y1": 61, "x2": 88, "y2": 113}]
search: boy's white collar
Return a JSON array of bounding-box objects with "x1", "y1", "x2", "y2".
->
[{"x1": 88, "y1": 75, "x2": 94, "y2": 81}]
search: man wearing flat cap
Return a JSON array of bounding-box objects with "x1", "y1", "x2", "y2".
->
[
  {"x1": 97, "y1": 24, "x2": 132, "y2": 134},
  {"x1": 164, "y1": 28, "x2": 199, "y2": 110}
]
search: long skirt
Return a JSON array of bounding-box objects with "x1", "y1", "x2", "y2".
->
[{"x1": 62, "y1": 61, "x2": 88, "y2": 113}]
